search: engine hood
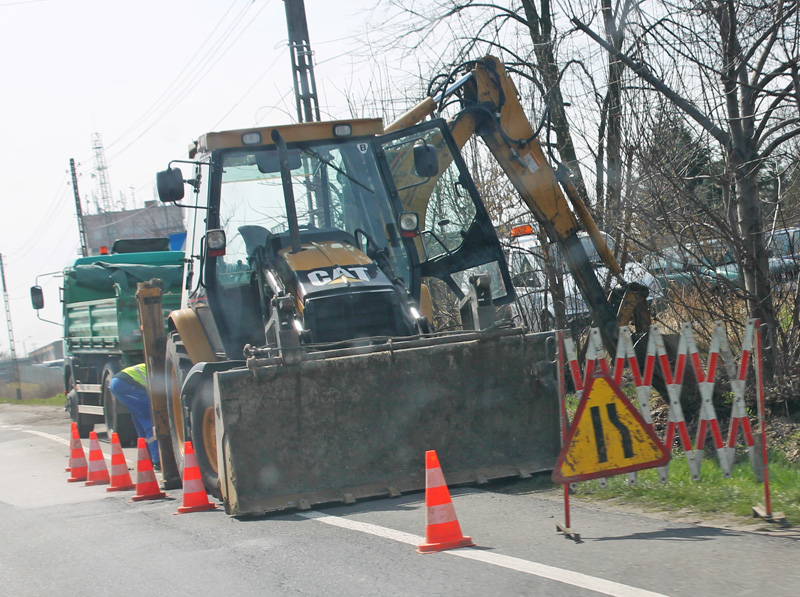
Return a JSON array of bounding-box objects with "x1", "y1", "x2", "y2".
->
[{"x1": 278, "y1": 240, "x2": 396, "y2": 302}]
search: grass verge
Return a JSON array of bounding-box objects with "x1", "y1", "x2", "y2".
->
[
  {"x1": 570, "y1": 448, "x2": 800, "y2": 526},
  {"x1": 0, "y1": 391, "x2": 65, "y2": 406}
]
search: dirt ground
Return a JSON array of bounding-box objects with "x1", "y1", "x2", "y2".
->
[{"x1": 0, "y1": 404, "x2": 70, "y2": 427}]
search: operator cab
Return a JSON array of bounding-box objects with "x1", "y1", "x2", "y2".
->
[{"x1": 157, "y1": 118, "x2": 514, "y2": 356}]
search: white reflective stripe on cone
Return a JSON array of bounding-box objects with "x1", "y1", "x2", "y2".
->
[
  {"x1": 425, "y1": 466, "x2": 446, "y2": 488},
  {"x1": 182, "y1": 476, "x2": 206, "y2": 495},
  {"x1": 88, "y1": 459, "x2": 106, "y2": 472},
  {"x1": 426, "y1": 502, "x2": 457, "y2": 525}
]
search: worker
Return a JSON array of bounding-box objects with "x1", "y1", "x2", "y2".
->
[{"x1": 109, "y1": 363, "x2": 160, "y2": 468}]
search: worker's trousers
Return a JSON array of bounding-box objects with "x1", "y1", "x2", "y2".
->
[{"x1": 109, "y1": 376, "x2": 159, "y2": 464}]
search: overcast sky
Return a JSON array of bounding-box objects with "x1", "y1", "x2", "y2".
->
[{"x1": 0, "y1": 0, "x2": 397, "y2": 353}]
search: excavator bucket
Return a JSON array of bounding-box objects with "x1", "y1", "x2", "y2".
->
[{"x1": 213, "y1": 328, "x2": 560, "y2": 516}]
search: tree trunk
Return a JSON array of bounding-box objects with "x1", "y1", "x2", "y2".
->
[
  {"x1": 733, "y1": 160, "x2": 777, "y2": 377},
  {"x1": 520, "y1": 0, "x2": 591, "y2": 206}
]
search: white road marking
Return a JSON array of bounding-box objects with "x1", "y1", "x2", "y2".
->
[
  {"x1": 300, "y1": 511, "x2": 668, "y2": 597},
  {"x1": 0, "y1": 422, "x2": 112, "y2": 461},
  {"x1": 0, "y1": 419, "x2": 667, "y2": 595}
]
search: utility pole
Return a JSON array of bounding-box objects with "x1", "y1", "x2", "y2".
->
[
  {"x1": 284, "y1": 0, "x2": 320, "y2": 123},
  {"x1": 70, "y1": 158, "x2": 89, "y2": 257},
  {"x1": 0, "y1": 254, "x2": 22, "y2": 400}
]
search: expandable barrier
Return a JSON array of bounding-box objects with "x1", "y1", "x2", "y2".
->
[
  {"x1": 554, "y1": 319, "x2": 780, "y2": 532},
  {"x1": 560, "y1": 320, "x2": 761, "y2": 483}
]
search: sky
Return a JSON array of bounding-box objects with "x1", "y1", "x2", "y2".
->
[{"x1": 0, "y1": 0, "x2": 398, "y2": 354}]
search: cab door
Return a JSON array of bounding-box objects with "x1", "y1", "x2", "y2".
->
[{"x1": 377, "y1": 119, "x2": 515, "y2": 304}]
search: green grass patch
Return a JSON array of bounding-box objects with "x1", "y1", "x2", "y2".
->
[
  {"x1": 0, "y1": 391, "x2": 65, "y2": 406},
  {"x1": 571, "y1": 449, "x2": 800, "y2": 525}
]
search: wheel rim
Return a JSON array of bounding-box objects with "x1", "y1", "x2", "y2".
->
[{"x1": 201, "y1": 407, "x2": 217, "y2": 473}]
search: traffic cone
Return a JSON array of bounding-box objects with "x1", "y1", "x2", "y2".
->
[
  {"x1": 131, "y1": 437, "x2": 166, "y2": 501},
  {"x1": 66, "y1": 422, "x2": 78, "y2": 472},
  {"x1": 175, "y1": 441, "x2": 217, "y2": 514},
  {"x1": 67, "y1": 425, "x2": 88, "y2": 483},
  {"x1": 417, "y1": 450, "x2": 475, "y2": 553},
  {"x1": 84, "y1": 431, "x2": 110, "y2": 486},
  {"x1": 106, "y1": 432, "x2": 135, "y2": 492}
]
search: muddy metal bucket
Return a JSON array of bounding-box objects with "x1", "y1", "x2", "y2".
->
[{"x1": 213, "y1": 328, "x2": 560, "y2": 516}]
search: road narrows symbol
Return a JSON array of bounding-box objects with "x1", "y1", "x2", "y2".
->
[
  {"x1": 552, "y1": 371, "x2": 670, "y2": 483},
  {"x1": 590, "y1": 406, "x2": 607, "y2": 463},
  {"x1": 606, "y1": 403, "x2": 635, "y2": 459}
]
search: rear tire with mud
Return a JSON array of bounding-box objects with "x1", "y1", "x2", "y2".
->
[
  {"x1": 190, "y1": 379, "x2": 221, "y2": 499},
  {"x1": 165, "y1": 332, "x2": 191, "y2": 480}
]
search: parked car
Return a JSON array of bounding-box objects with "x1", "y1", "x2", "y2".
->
[
  {"x1": 646, "y1": 246, "x2": 707, "y2": 289},
  {"x1": 766, "y1": 227, "x2": 800, "y2": 281},
  {"x1": 507, "y1": 226, "x2": 662, "y2": 331}
]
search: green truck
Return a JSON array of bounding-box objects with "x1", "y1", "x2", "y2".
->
[{"x1": 32, "y1": 238, "x2": 184, "y2": 443}]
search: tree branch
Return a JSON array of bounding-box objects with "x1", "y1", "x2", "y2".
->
[{"x1": 572, "y1": 17, "x2": 732, "y2": 150}]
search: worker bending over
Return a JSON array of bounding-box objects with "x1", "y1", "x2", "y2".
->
[{"x1": 109, "y1": 363, "x2": 160, "y2": 467}]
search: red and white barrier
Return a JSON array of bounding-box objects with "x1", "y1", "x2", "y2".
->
[{"x1": 559, "y1": 320, "x2": 762, "y2": 483}]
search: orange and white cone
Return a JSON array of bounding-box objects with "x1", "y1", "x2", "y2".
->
[
  {"x1": 417, "y1": 450, "x2": 475, "y2": 553},
  {"x1": 84, "y1": 431, "x2": 110, "y2": 486},
  {"x1": 106, "y1": 432, "x2": 135, "y2": 492},
  {"x1": 67, "y1": 425, "x2": 88, "y2": 483},
  {"x1": 175, "y1": 441, "x2": 217, "y2": 514},
  {"x1": 131, "y1": 437, "x2": 166, "y2": 501}
]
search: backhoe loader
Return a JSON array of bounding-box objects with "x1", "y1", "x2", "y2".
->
[{"x1": 153, "y1": 57, "x2": 649, "y2": 516}]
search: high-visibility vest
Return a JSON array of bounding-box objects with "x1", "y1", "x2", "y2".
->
[{"x1": 120, "y1": 363, "x2": 147, "y2": 388}]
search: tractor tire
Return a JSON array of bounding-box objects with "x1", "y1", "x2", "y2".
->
[
  {"x1": 101, "y1": 363, "x2": 137, "y2": 447},
  {"x1": 190, "y1": 379, "x2": 221, "y2": 499},
  {"x1": 165, "y1": 331, "x2": 191, "y2": 481}
]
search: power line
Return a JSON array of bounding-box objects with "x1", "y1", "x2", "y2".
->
[
  {"x1": 104, "y1": 0, "x2": 246, "y2": 154},
  {"x1": 106, "y1": 1, "x2": 269, "y2": 163}
]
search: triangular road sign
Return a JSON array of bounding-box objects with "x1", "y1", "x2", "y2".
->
[{"x1": 553, "y1": 371, "x2": 670, "y2": 483}]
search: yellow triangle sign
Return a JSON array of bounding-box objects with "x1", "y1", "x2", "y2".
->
[{"x1": 552, "y1": 371, "x2": 670, "y2": 483}]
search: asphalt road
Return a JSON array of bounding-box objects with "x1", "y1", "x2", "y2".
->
[{"x1": 1, "y1": 404, "x2": 798, "y2": 596}]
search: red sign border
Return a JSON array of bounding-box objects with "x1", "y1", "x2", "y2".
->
[{"x1": 552, "y1": 371, "x2": 671, "y2": 484}]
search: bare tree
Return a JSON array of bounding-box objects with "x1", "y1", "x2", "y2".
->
[{"x1": 573, "y1": 0, "x2": 800, "y2": 376}]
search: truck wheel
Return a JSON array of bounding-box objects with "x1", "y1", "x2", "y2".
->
[
  {"x1": 190, "y1": 380, "x2": 221, "y2": 500},
  {"x1": 101, "y1": 364, "x2": 137, "y2": 447},
  {"x1": 165, "y1": 332, "x2": 191, "y2": 479},
  {"x1": 68, "y1": 388, "x2": 93, "y2": 438}
]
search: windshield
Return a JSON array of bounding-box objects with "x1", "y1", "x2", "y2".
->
[
  {"x1": 382, "y1": 127, "x2": 476, "y2": 261},
  {"x1": 213, "y1": 141, "x2": 411, "y2": 288}
]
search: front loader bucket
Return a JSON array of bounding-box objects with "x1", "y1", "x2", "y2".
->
[{"x1": 213, "y1": 328, "x2": 560, "y2": 516}]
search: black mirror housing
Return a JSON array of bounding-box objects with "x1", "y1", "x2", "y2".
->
[
  {"x1": 31, "y1": 286, "x2": 44, "y2": 310},
  {"x1": 413, "y1": 144, "x2": 439, "y2": 178},
  {"x1": 156, "y1": 168, "x2": 185, "y2": 203}
]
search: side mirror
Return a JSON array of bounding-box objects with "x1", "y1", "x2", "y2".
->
[
  {"x1": 413, "y1": 144, "x2": 438, "y2": 178},
  {"x1": 156, "y1": 168, "x2": 185, "y2": 203},
  {"x1": 31, "y1": 286, "x2": 44, "y2": 310}
]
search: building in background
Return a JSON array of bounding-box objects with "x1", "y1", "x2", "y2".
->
[
  {"x1": 28, "y1": 340, "x2": 63, "y2": 364},
  {"x1": 83, "y1": 201, "x2": 185, "y2": 255}
]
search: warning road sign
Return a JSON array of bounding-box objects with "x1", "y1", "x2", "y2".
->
[{"x1": 553, "y1": 371, "x2": 670, "y2": 483}]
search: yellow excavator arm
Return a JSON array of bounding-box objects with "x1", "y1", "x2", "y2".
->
[{"x1": 386, "y1": 55, "x2": 649, "y2": 344}]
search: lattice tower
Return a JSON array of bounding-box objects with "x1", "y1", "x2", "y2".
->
[{"x1": 91, "y1": 132, "x2": 114, "y2": 213}]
